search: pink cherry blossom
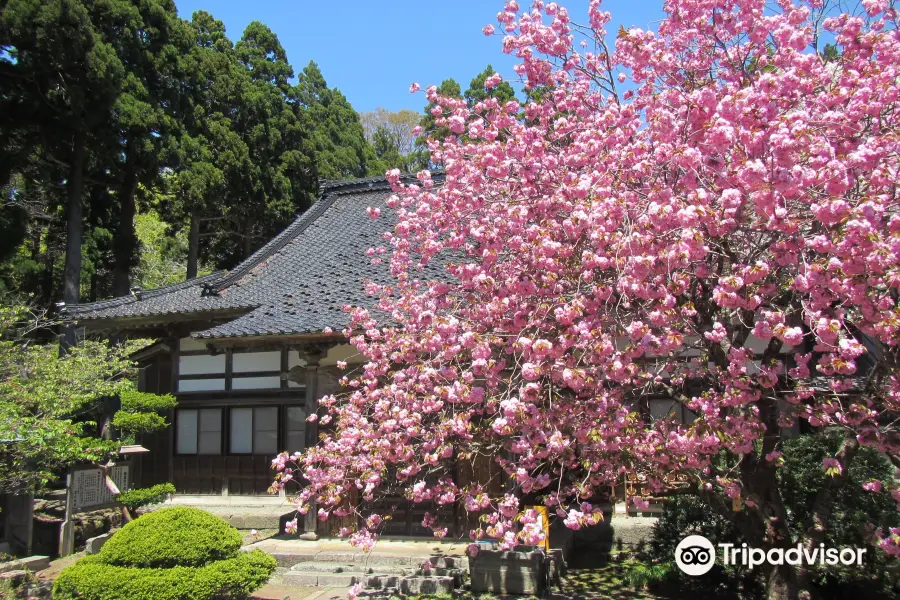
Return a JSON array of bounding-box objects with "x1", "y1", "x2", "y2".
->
[
  {"x1": 863, "y1": 480, "x2": 883, "y2": 493},
  {"x1": 272, "y1": 2, "x2": 900, "y2": 590}
]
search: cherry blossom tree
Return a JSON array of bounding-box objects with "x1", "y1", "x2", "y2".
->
[{"x1": 274, "y1": 1, "x2": 900, "y2": 597}]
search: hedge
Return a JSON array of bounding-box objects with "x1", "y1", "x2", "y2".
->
[
  {"x1": 52, "y1": 550, "x2": 276, "y2": 600},
  {"x1": 115, "y1": 483, "x2": 176, "y2": 509},
  {"x1": 96, "y1": 506, "x2": 242, "y2": 568}
]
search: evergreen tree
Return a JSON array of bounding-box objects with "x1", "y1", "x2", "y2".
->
[{"x1": 295, "y1": 61, "x2": 375, "y2": 180}]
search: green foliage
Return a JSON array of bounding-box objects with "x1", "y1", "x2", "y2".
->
[
  {"x1": 0, "y1": 305, "x2": 131, "y2": 493},
  {"x1": 52, "y1": 550, "x2": 276, "y2": 600},
  {"x1": 648, "y1": 431, "x2": 900, "y2": 598},
  {"x1": 624, "y1": 562, "x2": 674, "y2": 590},
  {"x1": 98, "y1": 507, "x2": 242, "y2": 568},
  {"x1": 133, "y1": 208, "x2": 211, "y2": 289},
  {"x1": 417, "y1": 66, "x2": 519, "y2": 161},
  {"x1": 54, "y1": 507, "x2": 274, "y2": 600},
  {"x1": 647, "y1": 495, "x2": 753, "y2": 597},
  {"x1": 0, "y1": 304, "x2": 176, "y2": 494},
  {"x1": 778, "y1": 431, "x2": 899, "y2": 595},
  {"x1": 464, "y1": 64, "x2": 517, "y2": 107},
  {"x1": 295, "y1": 61, "x2": 376, "y2": 181},
  {"x1": 111, "y1": 411, "x2": 166, "y2": 435},
  {"x1": 362, "y1": 108, "x2": 428, "y2": 174},
  {"x1": 1, "y1": 0, "x2": 378, "y2": 298},
  {"x1": 119, "y1": 390, "x2": 177, "y2": 414},
  {"x1": 114, "y1": 483, "x2": 176, "y2": 509},
  {"x1": 418, "y1": 77, "x2": 463, "y2": 146}
]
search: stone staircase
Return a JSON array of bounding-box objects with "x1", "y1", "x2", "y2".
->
[{"x1": 270, "y1": 551, "x2": 467, "y2": 593}]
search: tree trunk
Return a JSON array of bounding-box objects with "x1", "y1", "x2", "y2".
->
[
  {"x1": 763, "y1": 562, "x2": 801, "y2": 600},
  {"x1": 42, "y1": 222, "x2": 57, "y2": 304},
  {"x1": 242, "y1": 215, "x2": 254, "y2": 259},
  {"x1": 62, "y1": 128, "x2": 86, "y2": 306},
  {"x1": 61, "y1": 127, "x2": 87, "y2": 349},
  {"x1": 187, "y1": 208, "x2": 199, "y2": 279},
  {"x1": 112, "y1": 161, "x2": 138, "y2": 297}
]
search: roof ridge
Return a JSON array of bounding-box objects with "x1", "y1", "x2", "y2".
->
[
  {"x1": 212, "y1": 174, "x2": 445, "y2": 295},
  {"x1": 68, "y1": 271, "x2": 226, "y2": 314},
  {"x1": 318, "y1": 172, "x2": 444, "y2": 194}
]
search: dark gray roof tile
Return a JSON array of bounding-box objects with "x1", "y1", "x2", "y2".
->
[{"x1": 69, "y1": 175, "x2": 440, "y2": 339}]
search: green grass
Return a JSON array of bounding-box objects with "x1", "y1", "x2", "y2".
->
[{"x1": 559, "y1": 558, "x2": 670, "y2": 600}]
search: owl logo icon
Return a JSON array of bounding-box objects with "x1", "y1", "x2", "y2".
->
[{"x1": 675, "y1": 535, "x2": 716, "y2": 576}]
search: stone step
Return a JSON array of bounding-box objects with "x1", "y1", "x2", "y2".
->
[
  {"x1": 397, "y1": 575, "x2": 455, "y2": 595},
  {"x1": 282, "y1": 572, "x2": 457, "y2": 592},
  {"x1": 270, "y1": 551, "x2": 467, "y2": 570},
  {"x1": 278, "y1": 559, "x2": 462, "y2": 591},
  {"x1": 289, "y1": 561, "x2": 414, "y2": 575},
  {"x1": 283, "y1": 571, "x2": 368, "y2": 587}
]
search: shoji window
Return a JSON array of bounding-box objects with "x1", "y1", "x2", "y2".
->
[
  {"x1": 176, "y1": 409, "x2": 222, "y2": 455},
  {"x1": 229, "y1": 407, "x2": 279, "y2": 455}
]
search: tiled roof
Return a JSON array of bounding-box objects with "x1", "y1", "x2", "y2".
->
[
  {"x1": 69, "y1": 175, "x2": 436, "y2": 339},
  {"x1": 66, "y1": 271, "x2": 242, "y2": 320}
]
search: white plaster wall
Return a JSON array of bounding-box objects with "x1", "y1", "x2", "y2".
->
[
  {"x1": 178, "y1": 378, "x2": 226, "y2": 392},
  {"x1": 179, "y1": 354, "x2": 226, "y2": 375},
  {"x1": 321, "y1": 343, "x2": 366, "y2": 367},
  {"x1": 231, "y1": 376, "x2": 282, "y2": 390},
  {"x1": 233, "y1": 351, "x2": 281, "y2": 373},
  {"x1": 179, "y1": 337, "x2": 208, "y2": 352}
]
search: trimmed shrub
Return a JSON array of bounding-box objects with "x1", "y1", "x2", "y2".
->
[
  {"x1": 115, "y1": 483, "x2": 176, "y2": 510},
  {"x1": 52, "y1": 507, "x2": 275, "y2": 600},
  {"x1": 97, "y1": 506, "x2": 242, "y2": 568},
  {"x1": 52, "y1": 550, "x2": 276, "y2": 600}
]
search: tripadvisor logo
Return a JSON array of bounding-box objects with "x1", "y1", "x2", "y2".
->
[
  {"x1": 675, "y1": 535, "x2": 867, "y2": 576},
  {"x1": 675, "y1": 535, "x2": 716, "y2": 576}
]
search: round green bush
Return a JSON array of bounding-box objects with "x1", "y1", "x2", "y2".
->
[
  {"x1": 52, "y1": 550, "x2": 276, "y2": 600},
  {"x1": 97, "y1": 506, "x2": 243, "y2": 568},
  {"x1": 53, "y1": 507, "x2": 275, "y2": 600}
]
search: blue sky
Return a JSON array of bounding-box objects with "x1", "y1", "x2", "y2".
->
[{"x1": 175, "y1": 1, "x2": 665, "y2": 114}]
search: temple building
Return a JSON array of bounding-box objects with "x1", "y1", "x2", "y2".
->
[{"x1": 67, "y1": 176, "x2": 458, "y2": 536}]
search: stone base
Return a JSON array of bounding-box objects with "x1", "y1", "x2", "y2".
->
[
  {"x1": 399, "y1": 575, "x2": 454, "y2": 594},
  {"x1": 0, "y1": 555, "x2": 50, "y2": 575},
  {"x1": 85, "y1": 532, "x2": 114, "y2": 555},
  {"x1": 609, "y1": 515, "x2": 657, "y2": 551},
  {"x1": 469, "y1": 550, "x2": 548, "y2": 595}
]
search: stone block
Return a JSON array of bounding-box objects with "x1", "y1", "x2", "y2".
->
[
  {"x1": 282, "y1": 571, "x2": 320, "y2": 586},
  {"x1": 241, "y1": 516, "x2": 278, "y2": 530},
  {"x1": 360, "y1": 553, "x2": 412, "y2": 567},
  {"x1": 609, "y1": 515, "x2": 657, "y2": 550},
  {"x1": 84, "y1": 532, "x2": 112, "y2": 555},
  {"x1": 469, "y1": 550, "x2": 547, "y2": 595},
  {"x1": 365, "y1": 574, "x2": 401, "y2": 589},
  {"x1": 321, "y1": 573, "x2": 361, "y2": 586},
  {"x1": 0, "y1": 569, "x2": 28, "y2": 585},
  {"x1": 289, "y1": 561, "x2": 352, "y2": 573},
  {"x1": 226, "y1": 516, "x2": 246, "y2": 529},
  {"x1": 273, "y1": 553, "x2": 317, "y2": 568},
  {"x1": 0, "y1": 556, "x2": 50, "y2": 575},
  {"x1": 399, "y1": 576, "x2": 454, "y2": 595},
  {"x1": 429, "y1": 555, "x2": 467, "y2": 569},
  {"x1": 298, "y1": 532, "x2": 319, "y2": 541}
]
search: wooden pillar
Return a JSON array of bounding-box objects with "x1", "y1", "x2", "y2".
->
[{"x1": 300, "y1": 344, "x2": 326, "y2": 538}]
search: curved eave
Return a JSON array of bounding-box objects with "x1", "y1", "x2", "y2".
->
[{"x1": 72, "y1": 306, "x2": 256, "y2": 333}]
